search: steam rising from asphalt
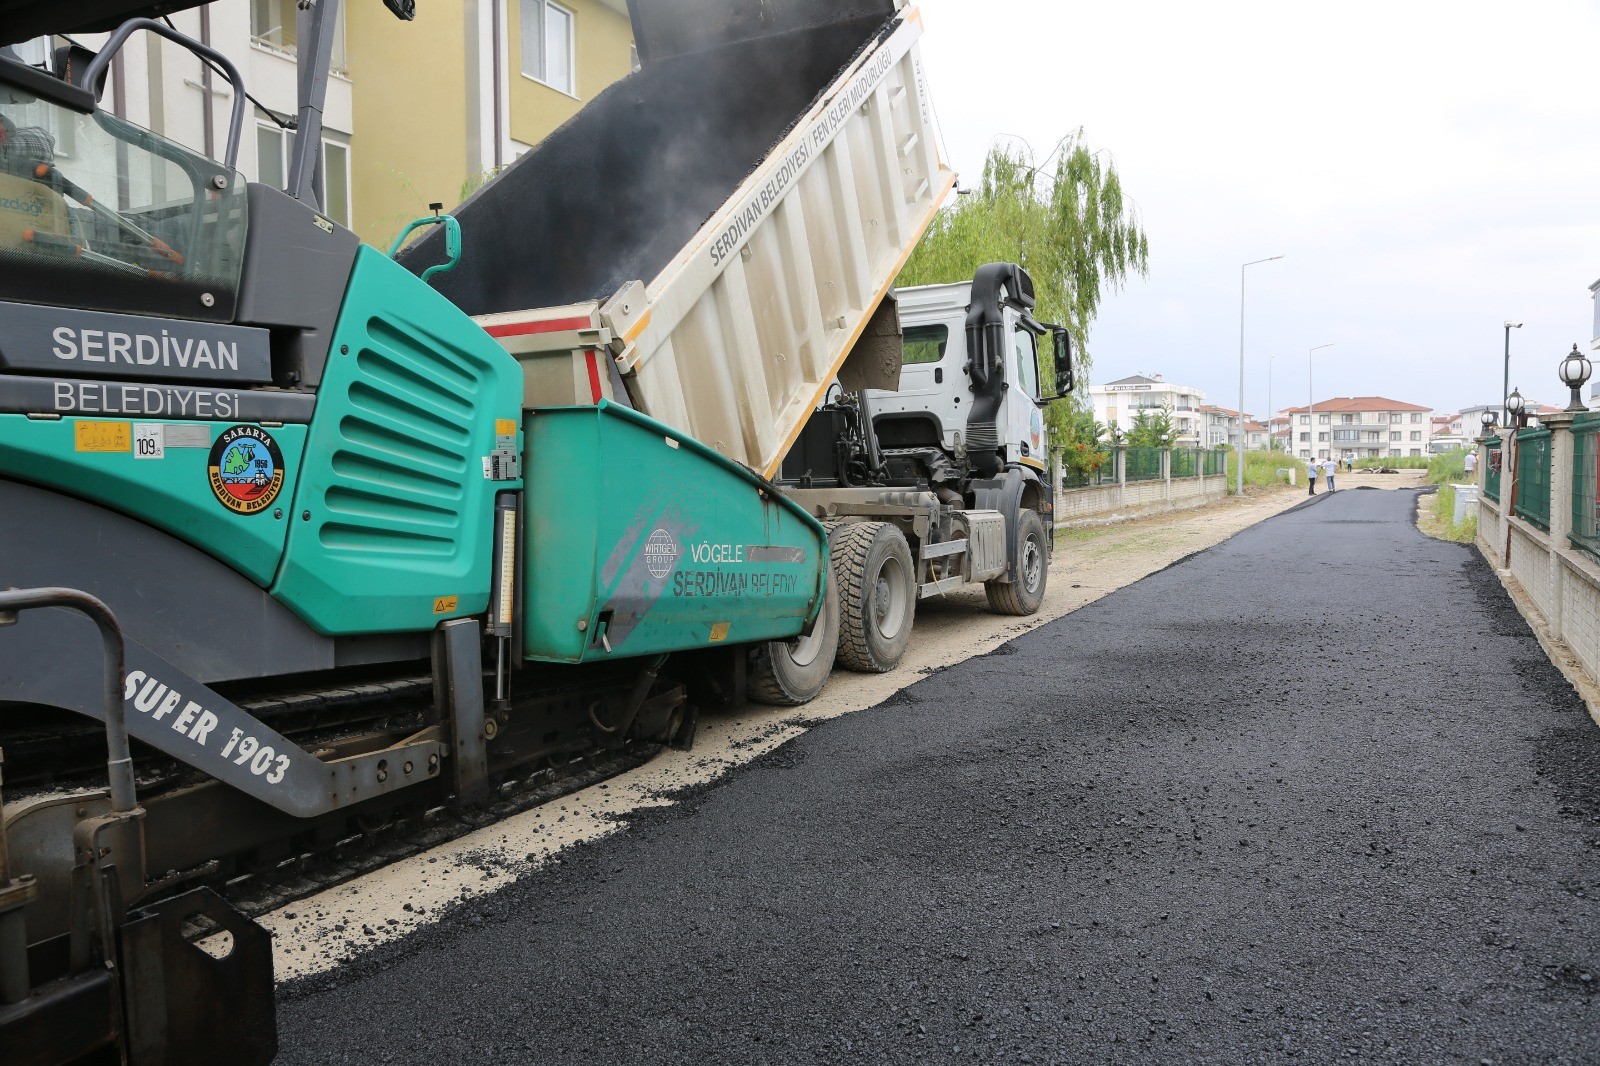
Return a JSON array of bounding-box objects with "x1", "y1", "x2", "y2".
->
[{"x1": 399, "y1": 1, "x2": 896, "y2": 316}]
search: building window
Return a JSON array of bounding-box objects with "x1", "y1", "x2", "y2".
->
[
  {"x1": 251, "y1": 0, "x2": 346, "y2": 68},
  {"x1": 1341, "y1": 413, "x2": 1354, "y2": 424},
  {"x1": 1299, "y1": 432, "x2": 1308, "y2": 443},
  {"x1": 1318, "y1": 414, "x2": 1330, "y2": 424},
  {"x1": 1390, "y1": 431, "x2": 1401, "y2": 441},
  {"x1": 522, "y1": 0, "x2": 576, "y2": 95},
  {"x1": 1317, "y1": 432, "x2": 1328, "y2": 442},
  {"x1": 256, "y1": 120, "x2": 351, "y2": 228},
  {"x1": 1409, "y1": 448, "x2": 1421, "y2": 456},
  {"x1": 1410, "y1": 431, "x2": 1422, "y2": 441},
  {"x1": 1299, "y1": 415, "x2": 1309, "y2": 425},
  {"x1": 1411, "y1": 413, "x2": 1423, "y2": 423}
]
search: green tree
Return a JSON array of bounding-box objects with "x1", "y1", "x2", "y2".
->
[
  {"x1": 1126, "y1": 406, "x2": 1177, "y2": 448},
  {"x1": 897, "y1": 133, "x2": 1150, "y2": 464}
]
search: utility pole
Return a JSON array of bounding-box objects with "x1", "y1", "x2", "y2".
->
[{"x1": 1238, "y1": 255, "x2": 1284, "y2": 494}]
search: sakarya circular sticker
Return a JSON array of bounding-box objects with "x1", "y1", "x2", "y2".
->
[{"x1": 208, "y1": 424, "x2": 285, "y2": 516}]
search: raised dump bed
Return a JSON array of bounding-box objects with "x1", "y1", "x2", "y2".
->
[{"x1": 402, "y1": 0, "x2": 953, "y2": 480}]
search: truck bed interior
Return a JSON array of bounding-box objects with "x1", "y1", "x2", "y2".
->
[{"x1": 399, "y1": 10, "x2": 895, "y2": 315}]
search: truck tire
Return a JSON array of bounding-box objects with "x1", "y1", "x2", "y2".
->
[
  {"x1": 749, "y1": 567, "x2": 839, "y2": 705},
  {"x1": 833, "y1": 521, "x2": 916, "y2": 673},
  {"x1": 985, "y1": 508, "x2": 1048, "y2": 616}
]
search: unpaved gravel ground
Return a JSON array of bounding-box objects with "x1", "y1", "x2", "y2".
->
[{"x1": 276, "y1": 480, "x2": 1600, "y2": 1063}]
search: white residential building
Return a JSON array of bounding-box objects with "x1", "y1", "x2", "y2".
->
[
  {"x1": 1087, "y1": 374, "x2": 1204, "y2": 445},
  {"x1": 1197, "y1": 404, "x2": 1247, "y2": 448},
  {"x1": 1281, "y1": 396, "x2": 1434, "y2": 461}
]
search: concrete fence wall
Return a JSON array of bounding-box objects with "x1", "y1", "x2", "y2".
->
[
  {"x1": 1476, "y1": 413, "x2": 1600, "y2": 685},
  {"x1": 1054, "y1": 449, "x2": 1228, "y2": 526}
]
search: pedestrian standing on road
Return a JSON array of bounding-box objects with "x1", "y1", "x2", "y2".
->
[
  {"x1": 1307, "y1": 458, "x2": 1319, "y2": 496},
  {"x1": 1324, "y1": 457, "x2": 1337, "y2": 492},
  {"x1": 1465, "y1": 449, "x2": 1478, "y2": 482}
]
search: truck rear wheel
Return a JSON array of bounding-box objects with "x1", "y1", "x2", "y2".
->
[
  {"x1": 833, "y1": 521, "x2": 916, "y2": 673},
  {"x1": 749, "y1": 568, "x2": 839, "y2": 705},
  {"x1": 985, "y1": 508, "x2": 1048, "y2": 616}
]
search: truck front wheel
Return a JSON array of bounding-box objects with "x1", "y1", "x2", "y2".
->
[
  {"x1": 749, "y1": 567, "x2": 839, "y2": 705},
  {"x1": 985, "y1": 508, "x2": 1048, "y2": 616},
  {"x1": 833, "y1": 521, "x2": 916, "y2": 673}
]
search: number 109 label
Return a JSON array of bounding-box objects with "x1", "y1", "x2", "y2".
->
[{"x1": 133, "y1": 423, "x2": 165, "y2": 460}]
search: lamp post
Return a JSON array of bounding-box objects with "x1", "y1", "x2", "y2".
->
[
  {"x1": 1502, "y1": 320, "x2": 1523, "y2": 424},
  {"x1": 1559, "y1": 343, "x2": 1593, "y2": 412},
  {"x1": 1307, "y1": 342, "x2": 1334, "y2": 460},
  {"x1": 1238, "y1": 254, "x2": 1284, "y2": 495},
  {"x1": 1506, "y1": 386, "x2": 1526, "y2": 429}
]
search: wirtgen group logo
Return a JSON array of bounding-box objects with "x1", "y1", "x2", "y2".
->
[
  {"x1": 208, "y1": 424, "x2": 285, "y2": 515},
  {"x1": 644, "y1": 528, "x2": 679, "y2": 579}
]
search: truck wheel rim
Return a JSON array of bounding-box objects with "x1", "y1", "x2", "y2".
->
[
  {"x1": 873, "y1": 555, "x2": 910, "y2": 641},
  {"x1": 1021, "y1": 536, "x2": 1043, "y2": 593},
  {"x1": 789, "y1": 612, "x2": 828, "y2": 667}
]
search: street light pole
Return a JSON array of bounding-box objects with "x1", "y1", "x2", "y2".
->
[
  {"x1": 1502, "y1": 320, "x2": 1523, "y2": 424},
  {"x1": 1308, "y1": 342, "x2": 1334, "y2": 461},
  {"x1": 1267, "y1": 355, "x2": 1274, "y2": 452},
  {"x1": 1238, "y1": 254, "x2": 1284, "y2": 495}
]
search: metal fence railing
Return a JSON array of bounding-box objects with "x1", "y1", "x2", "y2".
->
[
  {"x1": 1125, "y1": 447, "x2": 1163, "y2": 482},
  {"x1": 1203, "y1": 448, "x2": 1227, "y2": 476},
  {"x1": 1169, "y1": 448, "x2": 1198, "y2": 478},
  {"x1": 1570, "y1": 417, "x2": 1600, "y2": 558},
  {"x1": 1061, "y1": 447, "x2": 1117, "y2": 489},
  {"x1": 1514, "y1": 427, "x2": 1552, "y2": 531},
  {"x1": 1484, "y1": 440, "x2": 1502, "y2": 501}
]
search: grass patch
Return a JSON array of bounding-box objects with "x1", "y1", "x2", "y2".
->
[
  {"x1": 1425, "y1": 483, "x2": 1478, "y2": 543},
  {"x1": 1353, "y1": 455, "x2": 1430, "y2": 470},
  {"x1": 1225, "y1": 450, "x2": 1306, "y2": 492},
  {"x1": 1427, "y1": 448, "x2": 1469, "y2": 485}
]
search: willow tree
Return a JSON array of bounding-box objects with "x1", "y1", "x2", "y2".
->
[{"x1": 897, "y1": 134, "x2": 1149, "y2": 473}]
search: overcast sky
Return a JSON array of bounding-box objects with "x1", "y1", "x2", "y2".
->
[{"x1": 914, "y1": 0, "x2": 1600, "y2": 418}]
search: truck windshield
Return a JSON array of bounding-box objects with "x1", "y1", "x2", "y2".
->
[{"x1": 0, "y1": 86, "x2": 247, "y2": 320}]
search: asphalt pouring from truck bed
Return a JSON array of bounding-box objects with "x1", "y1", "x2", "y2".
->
[{"x1": 276, "y1": 487, "x2": 1600, "y2": 1064}]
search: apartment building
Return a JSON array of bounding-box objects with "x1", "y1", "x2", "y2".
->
[
  {"x1": 1196, "y1": 404, "x2": 1248, "y2": 448},
  {"x1": 1088, "y1": 374, "x2": 1204, "y2": 445},
  {"x1": 1243, "y1": 420, "x2": 1268, "y2": 450},
  {"x1": 1280, "y1": 396, "x2": 1434, "y2": 461},
  {"x1": 20, "y1": 0, "x2": 634, "y2": 248}
]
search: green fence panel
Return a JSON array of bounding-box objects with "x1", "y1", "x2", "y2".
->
[
  {"x1": 1571, "y1": 420, "x2": 1600, "y2": 558},
  {"x1": 1484, "y1": 441, "x2": 1502, "y2": 501},
  {"x1": 1170, "y1": 448, "x2": 1197, "y2": 478},
  {"x1": 1203, "y1": 449, "x2": 1227, "y2": 476},
  {"x1": 1126, "y1": 447, "x2": 1163, "y2": 482},
  {"x1": 1061, "y1": 446, "x2": 1117, "y2": 489},
  {"x1": 1513, "y1": 427, "x2": 1551, "y2": 531}
]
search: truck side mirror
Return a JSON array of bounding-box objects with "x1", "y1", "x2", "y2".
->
[{"x1": 1053, "y1": 329, "x2": 1073, "y2": 395}]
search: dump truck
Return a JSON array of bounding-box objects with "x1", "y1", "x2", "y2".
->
[
  {"x1": 401, "y1": 0, "x2": 1073, "y2": 683},
  {"x1": 0, "y1": 0, "x2": 1068, "y2": 1059}
]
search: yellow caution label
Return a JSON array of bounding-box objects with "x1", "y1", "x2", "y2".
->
[
  {"x1": 709, "y1": 621, "x2": 731, "y2": 642},
  {"x1": 433, "y1": 596, "x2": 459, "y2": 614},
  {"x1": 74, "y1": 421, "x2": 131, "y2": 453},
  {"x1": 495, "y1": 419, "x2": 517, "y2": 437}
]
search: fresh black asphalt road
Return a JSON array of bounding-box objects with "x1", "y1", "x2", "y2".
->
[{"x1": 278, "y1": 488, "x2": 1600, "y2": 1064}]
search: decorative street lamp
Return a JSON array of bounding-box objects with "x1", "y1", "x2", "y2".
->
[
  {"x1": 1559, "y1": 343, "x2": 1593, "y2": 412},
  {"x1": 1479, "y1": 408, "x2": 1498, "y2": 434},
  {"x1": 1506, "y1": 386, "x2": 1526, "y2": 428}
]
